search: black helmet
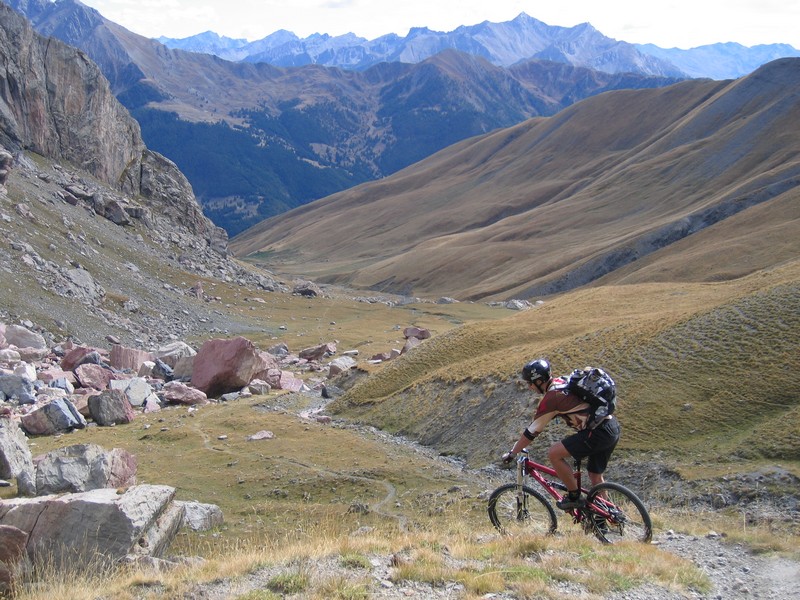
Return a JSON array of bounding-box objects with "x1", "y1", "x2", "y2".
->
[{"x1": 522, "y1": 358, "x2": 551, "y2": 384}]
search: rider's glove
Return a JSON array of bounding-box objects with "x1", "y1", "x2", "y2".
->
[{"x1": 502, "y1": 452, "x2": 516, "y2": 464}]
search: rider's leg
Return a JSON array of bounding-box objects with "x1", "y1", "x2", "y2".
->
[
  {"x1": 548, "y1": 441, "x2": 578, "y2": 491},
  {"x1": 586, "y1": 418, "x2": 620, "y2": 489},
  {"x1": 588, "y1": 471, "x2": 605, "y2": 487},
  {"x1": 549, "y1": 441, "x2": 585, "y2": 510},
  {"x1": 586, "y1": 420, "x2": 619, "y2": 522}
]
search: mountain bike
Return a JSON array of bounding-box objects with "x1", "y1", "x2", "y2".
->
[{"x1": 487, "y1": 449, "x2": 652, "y2": 544}]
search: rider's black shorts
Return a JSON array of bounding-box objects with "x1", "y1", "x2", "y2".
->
[{"x1": 561, "y1": 417, "x2": 620, "y2": 475}]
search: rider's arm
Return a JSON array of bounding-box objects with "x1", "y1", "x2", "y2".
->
[
  {"x1": 507, "y1": 393, "x2": 558, "y2": 455},
  {"x1": 507, "y1": 405, "x2": 556, "y2": 455},
  {"x1": 509, "y1": 427, "x2": 540, "y2": 454}
]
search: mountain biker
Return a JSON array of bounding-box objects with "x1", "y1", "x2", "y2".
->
[{"x1": 502, "y1": 358, "x2": 621, "y2": 511}]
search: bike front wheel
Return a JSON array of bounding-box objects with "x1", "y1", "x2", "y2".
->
[
  {"x1": 586, "y1": 482, "x2": 652, "y2": 543},
  {"x1": 487, "y1": 483, "x2": 557, "y2": 536}
]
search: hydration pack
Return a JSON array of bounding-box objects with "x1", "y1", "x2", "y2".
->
[{"x1": 565, "y1": 367, "x2": 617, "y2": 425}]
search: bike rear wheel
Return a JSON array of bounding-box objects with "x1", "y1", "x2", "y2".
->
[
  {"x1": 487, "y1": 483, "x2": 557, "y2": 536},
  {"x1": 586, "y1": 482, "x2": 652, "y2": 543}
]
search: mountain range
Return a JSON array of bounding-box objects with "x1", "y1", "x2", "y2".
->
[
  {"x1": 0, "y1": 1, "x2": 718, "y2": 237},
  {"x1": 156, "y1": 12, "x2": 800, "y2": 81},
  {"x1": 10, "y1": 0, "x2": 796, "y2": 272}
]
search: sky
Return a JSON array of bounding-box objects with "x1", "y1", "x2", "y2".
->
[{"x1": 78, "y1": 0, "x2": 800, "y2": 50}]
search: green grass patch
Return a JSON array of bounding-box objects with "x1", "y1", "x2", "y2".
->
[{"x1": 266, "y1": 569, "x2": 310, "y2": 594}]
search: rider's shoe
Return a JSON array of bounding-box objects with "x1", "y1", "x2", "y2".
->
[{"x1": 556, "y1": 494, "x2": 585, "y2": 510}]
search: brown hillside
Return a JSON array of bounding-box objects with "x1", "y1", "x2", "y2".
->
[{"x1": 231, "y1": 58, "x2": 800, "y2": 301}]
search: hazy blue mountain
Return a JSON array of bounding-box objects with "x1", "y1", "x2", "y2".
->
[
  {"x1": 158, "y1": 12, "x2": 800, "y2": 80},
  {"x1": 635, "y1": 42, "x2": 800, "y2": 79},
  {"x1": 160, "y1": 12, "x2": 686, "y2": 77},
  {"x1": 156, "y1": 30, "x2": 248, "y2": 55}
]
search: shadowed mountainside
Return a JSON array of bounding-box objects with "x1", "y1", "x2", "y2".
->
[{"x1": 231, "y1": 58, "x2": 800, "y2": 301}]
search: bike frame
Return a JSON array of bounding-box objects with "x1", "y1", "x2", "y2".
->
[{"x1": 515, "y1": 450, "x2": 614, "y2": 522}]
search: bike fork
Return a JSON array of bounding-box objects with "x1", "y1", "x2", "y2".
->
[{"x1": 515, "y1": 458, "x2": 527, "y2": 520}]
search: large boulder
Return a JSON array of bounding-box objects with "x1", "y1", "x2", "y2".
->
[
  {"x1": 0, "y1": 420, "x2": 35, "y2": 496},
  {"x1": 403, "y1": 326, "x2": 431, "y2": 340},
  {"x1": 292, "y1": 280, "x2": 322, "y2": 297},
  {"x1": 0, "y1": 524, "x2": 28, "y2": 594},
  {"x1": 60, "y1": 346, "x2": 104, "y2": 371},
  {"x1": 154, "y1": 341, "x2": 196, "y2": 368},
  {"x1": 20, "y1": 397, "x2": 86, "y2": 436},
  {"x1": 34, "y1": 443, "x2": 137, "y2": 495},
  {"x1": 110, "y1": 377, "x2": 158, "y2": 407},
  {"x1": 328, "y1": 356, "x2": 357, "y2": 378},
  {"x1": 177, "y1": 501, "x2": 224, "y2": 531},
  {"x1": 0, "y1": 375, "x2": 36, "y2": 404},
  {"x1": 74, "y1": 363, "x2": 115, "y2": 390},
  {"x1": 299, "y1": 342, "x2": 337, "y2": 362},
  {"x1": 109, "y1": 345, "x2": 154, "y2": 372},
  {"x1": 87, "y1": 389, "x2": 135, "y2": 426},
  {"x1": 0, "y1": 485, "x2": 184, "y2": 568},
  {"x1": 2, "y1": 324, "x2": 46, "y2": 350},
  {"x1": 191, "y1": 337, "x2": 263, "y2": 397},
  {"x1": 263, "y1": 369, "x2": 305, "y2": 392},
  {"x1": 161, "y1": 381, "x2": 208, "y2": 405}
]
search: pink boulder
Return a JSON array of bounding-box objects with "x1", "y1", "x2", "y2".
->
[
  {"x1": 109, "y1": 345, "x2": 155, "y2": 372},
  {"x1": 191, "y1": 337, "x2": 263, "y2": 397},
  {"x1": 162, "y1": 381, "x2": 209, "y2": 406}
]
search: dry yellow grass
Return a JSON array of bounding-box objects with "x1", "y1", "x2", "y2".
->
[{"x1": 10, "y1": 519, "x2": 718, "y2": 600}]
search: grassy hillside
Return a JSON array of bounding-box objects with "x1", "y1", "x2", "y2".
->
[
  {"x1": 232, "y1": 59, "x2": 800, "y2": 301},
  {"x1": 329, "y1": 260, "x2": 800, "y2": 472}
]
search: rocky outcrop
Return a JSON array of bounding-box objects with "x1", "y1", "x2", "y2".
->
[
  {"x1": 33, "y1": 443, "x2": 137, "y2": 496},
  {"x1": 132, "y1": 150, "x2": 228, "y2": 253},
  {"x1": 0, "y1": 434, "x2": 224, "y2": 585},
  {"x1": 0, "y1": 484, "x2": 184, "y2": 568},
  {"x1": 0, "y1": 420, "x2": 35, "y2": 496},
  {"x1": 0, "y1": 3, "x2": 227, "y2": 249},
  {"x1": 0, "y1": 3, "x2": 142, "y2": 186},
  {"x1": 0, "y1": 318, "x2": 382, "y2": 447}
]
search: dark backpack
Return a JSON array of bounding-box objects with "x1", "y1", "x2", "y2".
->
[{"x1": 564, "y1": 367, "x2": 617, "y2": 424}]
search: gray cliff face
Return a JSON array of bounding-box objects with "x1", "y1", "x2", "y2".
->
[
  {"x1": 0, "y1": 3, "x2": 226, "y2": 247},
  {"x1": 0, "y1": 2, "x2": 142, "y2": 185}
]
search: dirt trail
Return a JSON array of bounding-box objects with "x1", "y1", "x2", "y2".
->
[{"x1": 649, "y1": 532, "x2": 800, "y2": 600}]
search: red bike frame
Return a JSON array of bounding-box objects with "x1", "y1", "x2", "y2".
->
[{"x1": 519, "y1": 454, "x2": 614, "y2": 522}]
